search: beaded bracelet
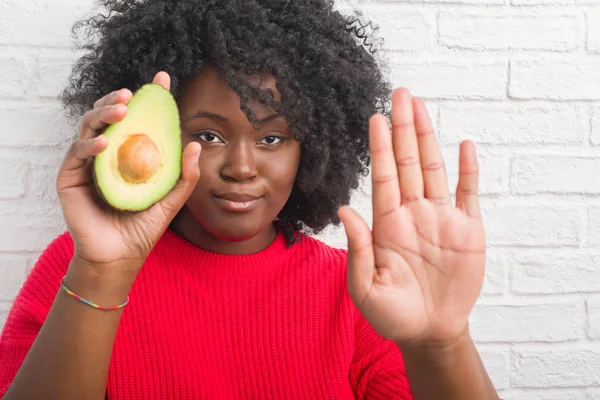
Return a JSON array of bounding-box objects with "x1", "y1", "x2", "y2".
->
[{"x1": 60, "y1": 277, "x2": 129, "y2": 311}]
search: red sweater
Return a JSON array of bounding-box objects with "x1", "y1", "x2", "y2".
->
[{"x1": 0, "y1": 229, "x2": 412, "y2": 399}]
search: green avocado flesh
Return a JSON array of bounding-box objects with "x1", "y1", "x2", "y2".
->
[{"x1": 93, "y1": 84, "x2": 182, "y2": 212}]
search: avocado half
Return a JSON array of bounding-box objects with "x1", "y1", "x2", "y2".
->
[{"x1": 93, "y1": 83, "x2": 182, "y2": 212}]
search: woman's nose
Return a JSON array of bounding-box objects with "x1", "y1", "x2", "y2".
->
[{"x1": 220, "y1": 141, "x2": 258, "y2": 182}]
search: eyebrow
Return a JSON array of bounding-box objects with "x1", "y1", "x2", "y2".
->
[{"x1": 186, "y1": 110, "x2": 284, "y2": 124}]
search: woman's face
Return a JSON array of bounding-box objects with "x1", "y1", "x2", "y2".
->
[{"x1": 178, "y1": 66, "x2": 301, "y2": 244}]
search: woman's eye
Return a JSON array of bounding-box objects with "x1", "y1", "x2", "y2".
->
[
  {"x1": 196, "y1": 132, "x2": 223, "y2": 143},
  {"x1": 259, "y1": 136, "x2": 283, "y2": 145}
]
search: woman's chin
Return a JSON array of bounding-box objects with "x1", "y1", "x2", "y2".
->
[
  {"x1": 208, "y1": 224, "x2": 271, "y2": 244},
  {"x1": 214, "y1": 232, "x2": 259, "y2": 243}
]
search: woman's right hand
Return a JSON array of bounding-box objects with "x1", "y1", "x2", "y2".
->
[{"x1": 57, "y1": 71, "x2": 201, "y2": 279}]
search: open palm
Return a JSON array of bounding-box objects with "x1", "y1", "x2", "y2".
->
[{"x1": 339, "y1": 88, "x2": 486, "y2": 346}]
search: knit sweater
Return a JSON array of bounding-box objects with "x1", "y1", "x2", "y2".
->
[{"x1": 0, "y1": 229, "x2": 412, "y2": 399}]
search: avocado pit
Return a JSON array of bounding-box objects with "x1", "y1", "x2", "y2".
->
[{"x1": 117, "y1": 134, "x2": 161, "y2": 183}]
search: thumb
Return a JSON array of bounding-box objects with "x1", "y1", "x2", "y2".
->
[
  {"x1": 153, "y1": 71, "x2": 171, "y2": 91},
  {"x1": 338, "y1": 206, "x2": 375, "y2": 301},
  {"x1": 153, "y1": 142, "x2": 201, "y2": 221}
]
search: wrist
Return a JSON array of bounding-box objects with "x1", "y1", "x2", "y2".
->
[
  {"x1": 71, "y1": 251, "x2": 144, "y2": 280},
  {"x1": 397, "y1": 326, "x2": 473, "y2": 363},
  {"x1": 64, "y1": 257, "x2": 139, "y2": 306}
]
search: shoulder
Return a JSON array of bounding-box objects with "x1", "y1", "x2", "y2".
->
[
  {"x1": 294, "y1": 233, "x2": 347, "y2": 262},
  {"x1": 6, "y1": 231, "x2": 74, "y2": 324},
  {"x1": 29, "y1": 231, "x2": 74, "y2": 282},
  {"x1": 291, "y1": 233, "x2": 349, "y2": 276},
  {"x1": 20, "y1": 231, "x2": 74, "y2": 300}
]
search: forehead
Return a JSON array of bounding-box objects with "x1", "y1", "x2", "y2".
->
[{"x1": 179, "y1": 65, "x2": 281, "y2": 118}]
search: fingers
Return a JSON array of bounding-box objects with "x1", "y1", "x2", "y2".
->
[
  {"x1": 338, "y1": 206, "x2": 375, "y2": 300},
  {"x1": 389, "y1": 88, "x2": 449, "y2": 206},
  {"x1": 370, "y1": 114, "x2": 401, "y2": 220},
  {"x1": 80, "y1": 104, "x2": 128, "y2": 139},
  {"x1": 153, "y1": 71, "x2": 171, "y2": 91},
  {"x1": 455, "y1": 140, "x2": 481, "y2": 218},
  {"x1": 152, "y1": 142, "x2": 201, "y2": 222},
  {"x1": 180, "y1": 142, "x2": 202, "y2": 183},
  {"x1": 93, "y1": 88, "x2": 133, "y2": 109},
  {"x1": 391, "y1": 88, "x2": 423, "y2": 203},
  {"x1": 60, "y1": 135, "x2": 108, "y2": 173},
  {"x1": 413, "y1": 98, "x2": 450, "y2": 205}
]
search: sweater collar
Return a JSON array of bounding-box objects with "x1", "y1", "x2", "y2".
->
[{"x1": 158, "y1": 228, "x2": 293, "y2": 274}]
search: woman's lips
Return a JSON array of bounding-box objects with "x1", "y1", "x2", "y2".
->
[{"x1": 213, "y1": 195, "x2": 262, "y2": 213}]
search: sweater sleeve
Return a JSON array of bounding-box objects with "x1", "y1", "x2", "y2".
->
[
  {"x1": 0, "y1": 232, "x2": 73, "y2": 397},
  {"x1": 349, "y1": 305, "x2": 413, "y2": 400}
]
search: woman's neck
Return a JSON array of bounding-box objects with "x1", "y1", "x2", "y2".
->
[{"x1": 171, "y1": 207, "x2": 278, "y2": 255}]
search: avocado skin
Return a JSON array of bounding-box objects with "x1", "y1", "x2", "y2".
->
[{"x1": 92, "y1": 83, "x2": 182, "y2": 212}]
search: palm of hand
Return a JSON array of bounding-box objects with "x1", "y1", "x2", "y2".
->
[
  {"x1": 339, "y1": 88, "x2": 486, "y2": 346},
  {"x1": 60, "y1": 177, "x2": 170, "y2": 267}
]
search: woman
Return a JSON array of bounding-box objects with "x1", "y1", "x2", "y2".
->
[{"x1": 0, "y1": 0, "x2": 498, "y2": 398}]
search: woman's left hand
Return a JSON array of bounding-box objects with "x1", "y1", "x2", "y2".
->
[{"x1": 338, "y1": 87, "x2": 486, "y2": 347}]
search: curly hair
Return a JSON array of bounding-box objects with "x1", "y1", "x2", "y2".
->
[{"x1": 62, "y1": 0, "x2": 391, "y2": 245}]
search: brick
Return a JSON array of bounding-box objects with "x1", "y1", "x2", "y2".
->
[
  {"x1": 0, "y1": 158, "x2": 27, "y2": 200},
  {"x1": 587, "y1": 207, "x2": 600, "y2": 246},
  {"x1": 0, "y1": 0, "x2": 95, "y2": 47},
  {"x1": 389, "y1": 58, "x2": 507, "y2": 99},
  {"x1": 0, "y1": 216, "x2": 65, "y2": 252},
  {"x1": 510, "y1": 59, "x2": 600, "y2": 100},
  {"x1": 26, "y1": 164, "x2": 60, "y2": 205},
  {"x1": 512, "y1": 346, "x2": 600, "y2": 387},
  {"x1": 512, "y1": 0, "x2": 575, "y2": 5},
  {"x1": 0, "y1": 199, "x2": 64, "y2": 221},
  {"x1": 333, "y1": 0, "x2": 359, "y2": 7},
  {"x1": 441, "y1": 148, "x2": 509, "y2": 195},
  {"x1": 512, "y1": 155, "x2": 600, "y2": 194},
  {"x1": 481, "y1": 250, "x2": 507, "y2": 295},
  {"x1": 439, "y1": 11, "x2": 580, "y2": 51},
  {"x1": 588, "y1": 390, "x2": 600, "y2": 399},
  {"x1": 354, "y1": 8, "x2": 432, "y2": 51},
  {"x1": 509, "y1": 393, "x2": 582, "y2": 400},
  {"x1": 0, "y1": 146, "x2": 67, "y2": 167},
  {"x1": 483, "y1": 206, "x2": 580, "y2": 247},
  {"x1": 588, "y1": 296, "x2": 600, "y2": 339},
  {"x1": 469, "y1": 301, "x2": 584, "y2": 342},
  {"x1": 38, "y1": 56, "x2": 76, "y2": 98},
  {"x1": 0, "y1": 104, "x2": 76, "y2": 146},
  {"x1": 439, "y1": 103, "x2": 586, "y2": 145},
  {"x1": 588, "y1": 13, "x2": 600, "y2": 53},
  {"x1": 366, "y1": 0, "x2": 504, "y2": 4},
  {"x1": 478, "y1": 348, "x2": 509, "y2": 389},
  {"x1": 0, "y1": 55, "x2": 32, "y2": 97},
  {"x1": 511, "y1": 251, "x2": 600, "y2": 294},
  {"x1": 0, "y1": 255, "x2": 28, "y2": 302},
  {"x1": 591, "y1": 106, "x2": 600, "y2": 145}
]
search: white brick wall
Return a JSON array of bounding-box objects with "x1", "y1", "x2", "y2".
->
[
  {"x1": 438, "y1": 11, "x2": 581, "y2": 51},
  {"x1": 512, "y1": 346, "x2": 600, "y2": 387},
  {"x1": 510, "y1": 59, "x2": 600, "y2": 100},
  {"x1": 2, "y1": 0, "x2": 600, "y2": 397}
]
